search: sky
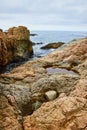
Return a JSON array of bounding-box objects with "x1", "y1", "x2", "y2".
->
[{"x1": 0, "y1": 0, "x2": 87, "y2": 31}]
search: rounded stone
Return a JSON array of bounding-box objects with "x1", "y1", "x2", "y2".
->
[{"x1": 45, "y1": 90, "x2": 57, "y2": 101}]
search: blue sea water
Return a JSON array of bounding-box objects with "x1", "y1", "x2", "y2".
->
[{"x1": 30, "y1": 31, "x2": 87, "y2": 57}]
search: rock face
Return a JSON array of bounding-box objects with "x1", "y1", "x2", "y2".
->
[
  {"x1": 0, "y1": 37, "x2": 87, "y2": 129},
  {"x1": 7, "y1": 26, "x2": 30, "y2": 40},
  {"x1": 41, "y1": 42, "x2": 64, "y2": 49},
  {"x1": 0, "y1": 38, "x2": 8, "y2": 66},
  {"x1": 23, "y1": 97, "x2": 87, "y2": 130},
  {"x1": 0, "y1": 94, "x2": 22, "y2": 130},
  {"x1": 0, "y1": 26, "x2": 33, "y2": 67}
]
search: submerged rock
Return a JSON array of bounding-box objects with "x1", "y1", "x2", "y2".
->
[
  {"x1": 41, "y1": 42, "x2": 64, "y2": 49},
  {"x1": 30, "y1": 33, "x2": 37, "y2": 36}
]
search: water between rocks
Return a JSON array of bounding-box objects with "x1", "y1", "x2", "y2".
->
[{"x1": 46, "y1": 67, "x2": 79, "y2": 76}]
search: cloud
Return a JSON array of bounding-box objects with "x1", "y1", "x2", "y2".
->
[{"x1": 0, "y1": 0, "x2": 87, "y2": 30}]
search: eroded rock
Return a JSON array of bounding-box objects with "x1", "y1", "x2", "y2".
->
[
  {"x1": 0, "y1": 36, "x2": 87, "y2": 129},
  {"x1": 1, "y1": 83, "x2": 32, "y2": 116},
  {"x1": 0, "y1": 94, "x2": 22, "y2": 130},
  {"x1": 31, "y1": 74, "x2": 78, "y2": 103},
  {"x1": 42, "y1": 38, "x2": 87, "y2": 70},
  {"x1": 23, "y1": 96, "x2": 87, "y2": 130},
  {"x1": 0, "y1": 26, "x2": 33, "y2": 67}
]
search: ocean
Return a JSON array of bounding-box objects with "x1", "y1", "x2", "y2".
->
[{"x1": 30, "y1": 31, "x2": 87, "y2": 58}]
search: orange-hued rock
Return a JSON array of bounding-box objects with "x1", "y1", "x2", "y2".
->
[
  {"x1": 0, "y1": 94, "x2": 22, "y2": 130},
  {"x1": 72, "y1": 59, "x2": 87, "y2": 76},
  {"x1": 23, "y1": 96, "x2": 87, "y2": 130},
  {"x1": 70, "y1": 78, "x2": 87, "y2": 99},
  {"x1": 0, "y1": 38, "x2": 8, "y2": 66},
  {"x1": 7, "y1": 26, "x2": 30, "y2": 40},
  {"x1": 42, "y1": 38, "x2": 87, "y2": 69},
  {"x1": 0, "y1": 36, "x2": 87, "y2": 130},
  {"x1": 0, "y1": 26, "x2": 33, "y2": 66}
]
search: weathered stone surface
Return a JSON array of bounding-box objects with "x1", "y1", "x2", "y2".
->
[
  {"x1": 23, "y1": 96, "x2": 87, "y2": 130},
  {"x1": 0, "y1": 26, "x2": 33, "y2": 67},
  {"x1": 0, "y1": 94, "x2": 22, "y2": 130},
  {"x1": 41, "y1": 42, "x2": 64, "y2": 49},
  {"x1": 72, "y1": 60, "x2": 87, "y2": 76},
  {"x1": 1, "y1": 83, "x2": 32, "y2": 116},
  {"x1": 70, "y1": 78, "x2": 87, "y2": 99},
  {"x1": 0, "y1": 38, "x2": 8, "y2": 66},
  {"x1": 41, "y1": 38, "x2": 87, "y2": 69},
  {"x1": 7, "y1": 26, "x2": 30, "y2": 40},
  {"x1": 45, "y1": 90, "x2": 57, "y2": 101},
  {"x1": 0, "y1": 37, "x2": 87, "y2": 129},
  {"x1": 31, "y1": 74, "x2": 78, "y2": 103}
]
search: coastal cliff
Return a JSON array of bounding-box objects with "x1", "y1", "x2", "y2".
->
[{"x1": 0, "y1": 32, "x2": 87, "y2": 129}]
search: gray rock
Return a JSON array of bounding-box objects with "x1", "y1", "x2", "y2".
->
[
  {"x1": 30, "y1": 73, "x2": 79, "y2": 106},
  {"x1": 0, "y1": 83, "x2": 32, "y2": 116},
  {"x1": 32, "y1": 100, "x2": 42, "y2": 111}
]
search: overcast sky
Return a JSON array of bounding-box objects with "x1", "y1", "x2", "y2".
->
[{"x1": 0, "y1": 0, "x2": 87, "y2": 31}]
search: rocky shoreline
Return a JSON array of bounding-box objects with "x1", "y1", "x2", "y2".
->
[
  {"x1": 0, "y1": 28, "x2": 87, "y2": 130},
  {"x1": 0, "y1": 26, "x2": 33, "y2": 68}
]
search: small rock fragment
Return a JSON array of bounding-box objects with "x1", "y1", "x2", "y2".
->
[{"x1": 45, "y1": 90, "x2": 57, "y2": 101}]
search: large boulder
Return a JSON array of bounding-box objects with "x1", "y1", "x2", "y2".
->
[
  {"x1": 31, "y1": 74, "x2": 78, "y2": 104},
  {"x1": 0, "y1": 26, "x2": 33, "y2": 67}
]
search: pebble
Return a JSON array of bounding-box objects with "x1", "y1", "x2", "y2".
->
[{"x1": 45, "y1": 90, "x2": 57, "y2": 101}]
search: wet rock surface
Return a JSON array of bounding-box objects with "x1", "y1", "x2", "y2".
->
[
  {"x1": 0, "y1": 37, "x2": 87, "y2": 129},
  {"x1": 41, "y1": 42, "x2": 64, "y2": 49}
]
